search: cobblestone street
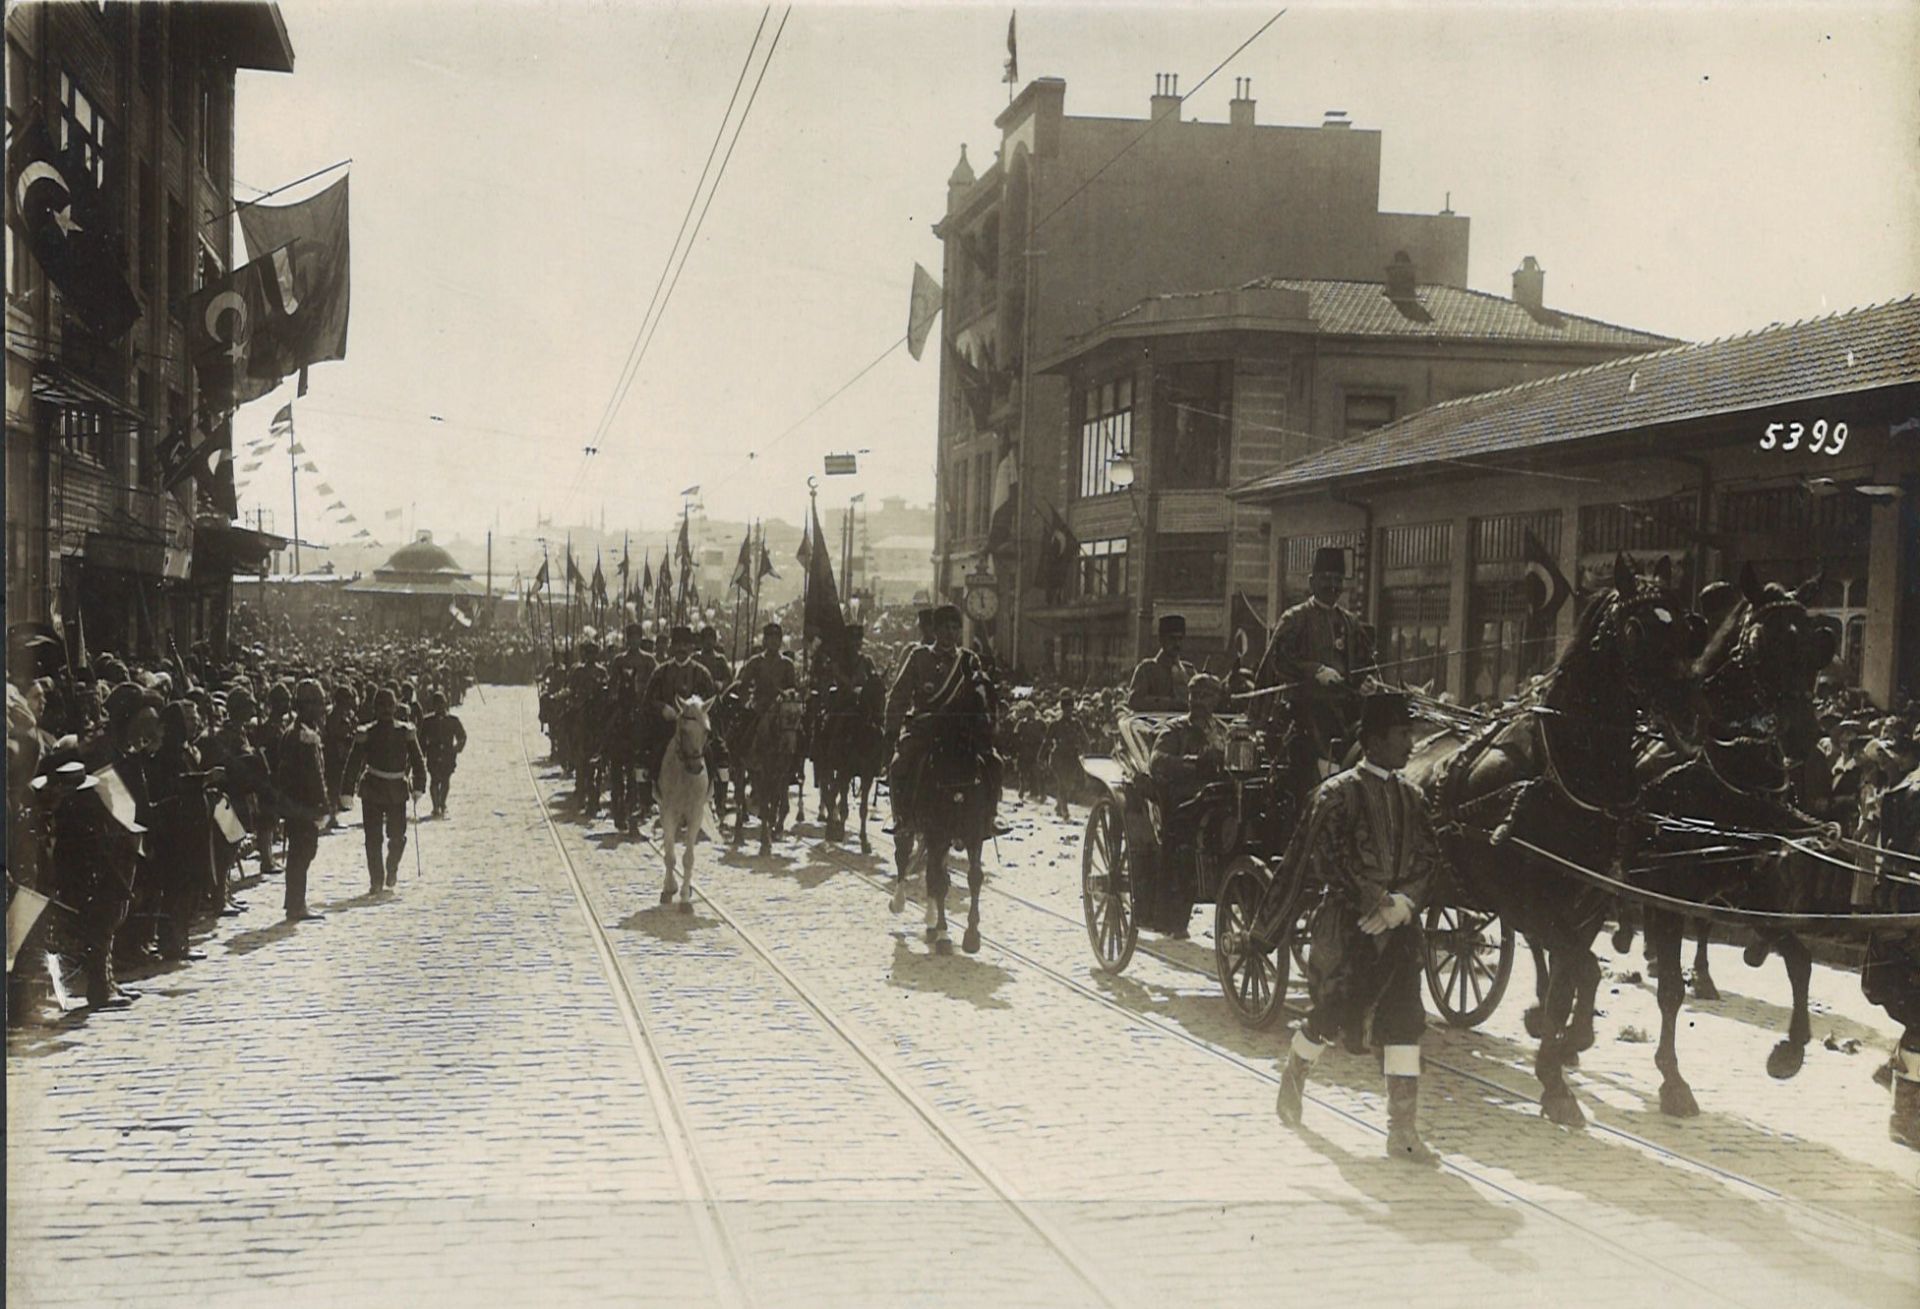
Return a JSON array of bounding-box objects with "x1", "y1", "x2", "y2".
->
[{"x1": 9, "y1": 686, "x2": 1918, "y2": 1307}]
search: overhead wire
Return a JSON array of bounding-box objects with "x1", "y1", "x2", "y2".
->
[{"x1": 555, "y1": 6, "x2": 786, "y2": 521}]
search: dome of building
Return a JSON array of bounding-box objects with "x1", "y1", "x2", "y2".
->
[{"x1": 377, "y1": 531, "x2": 467, "y2": 577}]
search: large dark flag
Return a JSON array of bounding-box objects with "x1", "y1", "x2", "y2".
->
[
  {"x1": 1522, "y1": 530, "x2": 1572, "y2": 657},
  {"x1": 757, "y1": 539, "x2": 779, "y2": 582},
  {"x1": 565, "y1": 548, "x2": 586, "y2": 596},
  {"x1": 533, "y1": 559, "x2": 549, "y2": 591},
  {"x1": 641, "y1": 554, "x2": 653, "y2": 595},
  {"x1": 7, "y1": 120, "x2": 140, "y2": 340},
  {"x1": 590, "y1": 554, "x2": 607, "y2": 607},
  {"x1": 155, "y1": 421, "x2": 232, "y2": 515},
  {"x1": 237, "y1": 175, "x2": 350, "y2": 375},
  {"x1": 803, "y1": 501, "x2": 851, "y2": 671},
  {"x1": 945, "y1": 339, "x2": 994, "y2": 430},
  {"x1": 983, "y1": 447, "x2": 1018, "y2": 555},
  {"x1": 655, "y1": 555, "x2": 673, "y2": 621},
  {"x1": 185, "y1": 245, "x2": 301, "y2": 405}
]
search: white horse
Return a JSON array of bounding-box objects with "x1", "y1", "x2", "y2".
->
[{"x1": 656, "y1": 695, "x2": 714, "y2": 913}]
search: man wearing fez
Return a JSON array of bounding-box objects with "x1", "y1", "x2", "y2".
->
[
  {"x1": 277, "y1": 680, "x2": 332, "y2": 921},
  {"x1": 1274, "y1": 689, "x2": 1448, "y2": 1165},
  {"x1": 1257, "y1": 545, "x2": 1375, "y2": 770},
  {"x1": 1146, "y1": 671, "x2": 1230, "y2": 938},
  {"x1": 1128, "y1": 614, "x2": 1197, "y2": 713}
]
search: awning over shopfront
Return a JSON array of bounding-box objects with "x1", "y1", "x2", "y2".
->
[
  {"x1": 30, "y1": 364, "x2": 146, "y2": 423},
  {"x1": 192, "y1": 522, "x2": 289, "y2": 578}
]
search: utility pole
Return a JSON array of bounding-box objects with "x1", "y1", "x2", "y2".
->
[{"x1": 288, "y1": 417, "x2": 302, "y2": 575}]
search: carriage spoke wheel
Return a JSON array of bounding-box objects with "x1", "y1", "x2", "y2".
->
[
  {"x1": 1215, "y1": 858, "x2": 1289, "y2": 1030},
  {"x1": 1081, "y1": 798, "x2": 1138, "y2": 973},
  {"x1": 1422, "y1": 903, "x2": 1515, "y2": 1028}
]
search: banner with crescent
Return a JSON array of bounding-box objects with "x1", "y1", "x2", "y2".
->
[
  {"x1": 184, "y1": 246, "x2": 301, "y2": 407},
  {"x1": 238, "y1": 175, "x2": 351, "y2": 372},
  {"x1": 6, "y1": 121, "x2": 140, "y2": 341}
]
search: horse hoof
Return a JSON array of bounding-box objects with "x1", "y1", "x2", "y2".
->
[
  {"x1": 860, "y1": 838, "x2": 871, "y2": 854},
  {"x1": 659, "y1": 889, "x2": 674, "y2": 905},
  {"x1": 934, "y1": 934, "x2": 953, "y2": 956},
  {"x1": 924, "y1": 926, "x2": 940, "y2": 944},
  {"x1": 1610, "y1": 926, "x2": 1634, "y2": 954},
  {"x1": 1743, "y1": 940, "x2": 1770, "y2": 968},
  {"x1": 1766, "y1": 1040, "x2": 1806, "y2": 1080},
  {"x1": 1691, "y1": 976, "x2": 1721, "y2": 1003},
  {"x1": 759, "y1": 841, "x2": 772, "y2": 858},
  {"x1": 678, "y1": 898, "x2": 693, "y2": 915},
  {"x1": 1523, "y1": 1006, "x2": 1546, "y2": 1040},
  {"x1": 962, "y1": 925, "x2": 980, "y2": 954},
  {"x1": 889, "y1": 882, "x2": 906, "y2": 914},
  {"x1": 1540, "y1": 1088, "x2": 1587, "y2": 1129},
  {"x1": 1660, "y1": 1080, "x2": 1701, "y2": 1118}
]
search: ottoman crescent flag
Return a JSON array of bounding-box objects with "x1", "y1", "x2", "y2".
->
[
  {"x1": 907, "y1": 263, "x2": 942, "y2": 360},
  {"x1": 6, "y1": 121, "x2": 140, "y2": 340},
  {"x1": 237, "y1": 175, "x2": 351, "y2": 371}
]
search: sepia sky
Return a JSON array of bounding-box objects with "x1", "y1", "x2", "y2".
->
[{"x1": 231, "y1": 0, "x2": 1920, "y2": 550}]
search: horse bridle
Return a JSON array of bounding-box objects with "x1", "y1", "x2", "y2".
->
[{"x1": 674, "y1": 711, "x2": 707, "y2": 774}]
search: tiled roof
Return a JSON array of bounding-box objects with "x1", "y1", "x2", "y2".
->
[
  {"x1": 1117, "y1": 277, "x2": 1680, "y2": 349},
  {"x1": 1231, "y1": 295, "x2": 1920, "y2": 500}
]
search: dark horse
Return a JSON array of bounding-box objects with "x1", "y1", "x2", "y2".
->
[
  {"x1": 731, "y1": 689, "x2": 807, "y2": 856},
  {"x1": 888, "y1": 669, "x2": 997, "y2": 955},
  {"x1": 1621, "y1": 565, "x2": 1838, "y2": 1114},
  {"x1": 815, "y1": 668, "x2": 887, "y2": 852},
  {"x1": 1406, "y1": 554, "x2": 1698, "y2": 1129}
]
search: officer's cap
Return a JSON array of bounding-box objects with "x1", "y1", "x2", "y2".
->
[
  {"x1": 1158, "y1": 614, "x2": 1186, "y2": 638},
  {"x1": 932, "y1": 603, "x2": 962, "y2": 628},
  {"x1": 670, "y1": 625, "x2": 694, "y2": 644},
  {"x1": 1311, "y1": 547, "x2": 1347, "y2": 577},
  {"x1": 762, "y1": 622, "x2": 783, "y2": 638}
]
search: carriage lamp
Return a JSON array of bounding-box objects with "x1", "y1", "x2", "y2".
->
[{"x1": 1107, "y1": 451, "x2": 1136, "y2": 489}]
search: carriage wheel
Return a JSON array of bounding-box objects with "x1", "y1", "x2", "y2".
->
[
  {"x1": 1215, "y1": 858, "x2": 1289, "y2": 1030},
  {"x1": 1422, "y1": 904, "x2": 1515, "y2": 1028},
  {"x1": 1081, "y1": 797, "x2": 1138, "y2": 974}
]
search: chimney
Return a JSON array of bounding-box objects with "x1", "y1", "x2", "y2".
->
[
  {"x1": 1321, "y1": 109, "x2": 1351, "y2": 130},
  {"x1": 1229, "y1": 77, "x2": 1255, "y2": 128},
  {"x1": 1512, "y1": 255, "x2": 1546, "y2": 311},
  {"x1": 1151, "y1": 72, "x2": 1181, "y2": 122},
  {"x1": 1384, "y1": 250, "x2": 1417, "y2": 301}
]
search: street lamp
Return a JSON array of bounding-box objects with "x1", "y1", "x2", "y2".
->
[{"x1": 1107, "y1": 449, "x2": 1136, "y2": 489}]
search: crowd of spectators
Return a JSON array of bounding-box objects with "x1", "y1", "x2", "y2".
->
[{"x1": 4, "y1": 621, "x2": 486, "y2": 1024}]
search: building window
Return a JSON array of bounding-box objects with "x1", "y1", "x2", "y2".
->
[
  {"x1": 58, "y1": 407, "x2": 113, "y2": 466},
  {"x1": 58, "y1": 71, "x2": 110, "y2": 191},
  {"x1": 1343, "y1": 392, "x2": 1396, "y2": 441},
  {"x1": 1154, "y1": 532, "x2": 1229, "y2": 601},
  {"x1": 1076, "y1": 537, "x2": 1129, "y2": 600},
  {"x1": 1076, "y1": 375, "x2": 1134, "y2": 499},
  {"x1": 1378, "y1": 582, "x2": 1450, "y2": 691},
  {"x1": 1467, "y1": 510, "x2": 1562, "y2": 703},
  {"x1": 1578, "y1": 495, "x2": 1697, "y2": 555},
  {"x1": 166, "y1": 194, "x2": 187, "y2": 320},
  {"x1": 1155, "y1": 362, "x2": 1232, "y2": 489}
]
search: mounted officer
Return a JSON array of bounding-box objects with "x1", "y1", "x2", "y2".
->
[
  {"x1": 1256, "y1": 546, "x2": 1375, "y2": 777},
  {"x1": 1273, "y1": 689, "x2": 1448, "y2": 1165},
  {"x1": 723, "y1": 622, "x2": 800, "y2": 765},
  {"x1": 643, "y1": 625, "x2": 720, "y2": 780},
  {"x1": 606, "y1": 623, "x2": 656, "y2": 832},
  {"x1": 1127, "y1": 614, "x2": 1197, "y2": 712},
  {"x1": 696, "y1": 625, "x2": 733, "y2": 687},
  {"x1": 886, "y1": 604, "x2": 1002, "y2": 832},
  {"x1": 567, "y1": 640, "x2": 610, "y2": 816}
]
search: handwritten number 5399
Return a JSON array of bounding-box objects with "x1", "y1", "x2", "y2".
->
[{"x1": 1761, "y1": 420, "x2": 1847, "y2": 454}]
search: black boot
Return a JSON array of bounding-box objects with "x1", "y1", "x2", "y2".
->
[
  {"x1": 1385, "y1": 1075, "x2": 1440, "y2": 1166},
  {"x1": 1892, "y1": 1065, "x2": 1920, "y2": 1152},
  {"x1": 1275, "y1": 1053, "x2": 1311, "y2": 1127}
]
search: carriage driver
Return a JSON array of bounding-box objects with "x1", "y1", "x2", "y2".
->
[
  {"x1": 1256, "y1": 546, "x2": 1375, "y2": 772},
  {"x1": 1146, "y1": 671, "x2": 1230, "y2": 939},
  {"x1": 1274, "y1": 688, "x2": 1450, "y2": 1165}
]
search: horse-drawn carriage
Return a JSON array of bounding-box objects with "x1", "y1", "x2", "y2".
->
[{"x1": 1077, "y1": 706, "x2": 1516, "y2": 1030}]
